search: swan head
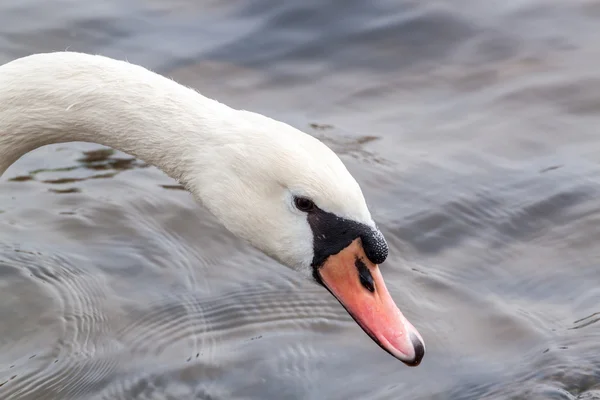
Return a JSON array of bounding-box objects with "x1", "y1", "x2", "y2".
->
[{"x1": 187, "y1": 110, "x2": 425, "y2": 366}]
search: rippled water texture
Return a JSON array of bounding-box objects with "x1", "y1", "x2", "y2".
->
[{"x1": 2, "y1": 0, "x2": 600, "y2": 399}]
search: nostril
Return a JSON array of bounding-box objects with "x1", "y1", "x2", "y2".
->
[{"x1": 355, "y1": 257, "x2": 375, "y2": 293}]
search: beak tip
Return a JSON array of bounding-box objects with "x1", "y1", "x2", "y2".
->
[{"x1": 402, "y1": 333, "x2": 425, "y2": 367}]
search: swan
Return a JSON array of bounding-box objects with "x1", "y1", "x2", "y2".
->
[{"x1": 0, "y1": 52, "x2": 425, "y2": 366}]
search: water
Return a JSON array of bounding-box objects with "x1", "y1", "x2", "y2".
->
[{"x1": 1, "y1": 0, "x2": 600, "y2": 398}]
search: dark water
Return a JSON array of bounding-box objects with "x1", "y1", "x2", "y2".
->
[{"x1": 1, "y1": 0, "x2": 600, "y2": 398}]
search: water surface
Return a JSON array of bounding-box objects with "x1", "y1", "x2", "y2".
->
[{"x1": 1, "y1": 0, "x2": 600, "y2": 399}]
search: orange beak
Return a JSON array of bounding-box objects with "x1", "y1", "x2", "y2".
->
[{"x1": 316, "y1": 238, "x2": 425, "y2": 366}]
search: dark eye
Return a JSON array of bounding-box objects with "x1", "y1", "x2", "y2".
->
[{"x1": 294, "y1": 197, "x2": 315, "y2": 212}]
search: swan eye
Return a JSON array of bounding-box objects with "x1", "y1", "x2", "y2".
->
[{"x1": 294, "y1": 197, "x2": 316, "y2": 212}]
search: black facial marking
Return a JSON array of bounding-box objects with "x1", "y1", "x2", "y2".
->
[
  {"x1": 356, "y1": 257, "x2": 375, "y2": 293},
  {"x1": 306, "y1": 206, "x2": 388, "y2": 270}
]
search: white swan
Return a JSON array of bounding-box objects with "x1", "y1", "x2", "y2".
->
[{"x1": 0, "y1": 52, "x2": 425, "y2": 366}]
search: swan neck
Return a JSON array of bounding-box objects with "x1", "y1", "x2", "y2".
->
[{"x1": 0, "y1": 52, "x2": 231, "y2": 185}]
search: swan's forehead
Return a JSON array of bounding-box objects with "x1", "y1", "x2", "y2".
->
[
  {"x1": 305, "y1": 177, "x2": 372, "y2": 225},
  {"x1": 283, "y1": 138, "x2": 374, "y2": 226},
  {"x1": 239, "y1": 110, "x2": 374, "y2": 226}
]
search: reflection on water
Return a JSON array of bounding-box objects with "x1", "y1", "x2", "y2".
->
[
  {"x1": 9, "y1": 149, "x2": 148, "y2": 191},
  {"x1": 1, "y1": 0, "x2": 600, "y2": 399}
]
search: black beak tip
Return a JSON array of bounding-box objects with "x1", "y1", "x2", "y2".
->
[{"x1": 402, "y1": 333, "x2": 425, "y2": 367}]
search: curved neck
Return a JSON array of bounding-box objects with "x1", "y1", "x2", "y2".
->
[{"x1": 0, "y1": 52, "x2": 236, "y2": 185}]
